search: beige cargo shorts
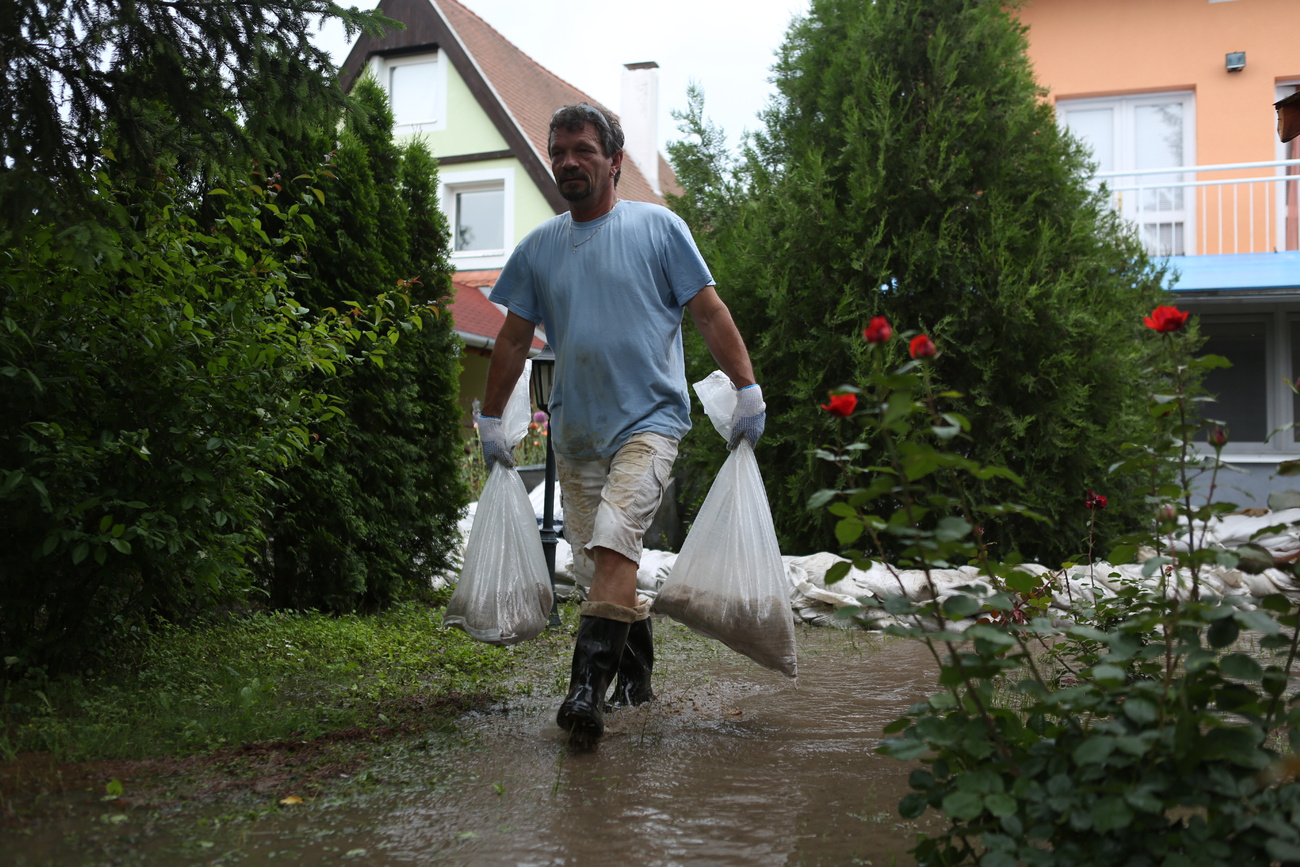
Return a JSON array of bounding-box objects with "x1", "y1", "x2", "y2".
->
[{"x1": 556, "y1": 431, "x2": 679, "y2": 589}]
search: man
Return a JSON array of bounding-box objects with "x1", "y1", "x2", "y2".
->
[{"x1": 476, "y1": 103, "x2": 764, "y2": 746}]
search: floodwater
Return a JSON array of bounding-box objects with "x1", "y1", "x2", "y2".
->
[{"x1": 7, "y1": 625, "x2": 945, "y2": 866}]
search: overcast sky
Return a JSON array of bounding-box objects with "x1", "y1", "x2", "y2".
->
[{"x1": 313, "y1": 0, "x2": 811, "y2": 155}]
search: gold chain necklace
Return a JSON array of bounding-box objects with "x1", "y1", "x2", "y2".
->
[{"x1": 568, "y1": 202, "x2": 618, "y2": 254}]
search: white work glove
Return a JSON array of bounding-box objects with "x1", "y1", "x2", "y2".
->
[
  {"x1": 476, "y1": 413, "x2": 515, "y2": 470},
  {"x1": 728, "y1": 383, "x2": 766, "y2": 451}
]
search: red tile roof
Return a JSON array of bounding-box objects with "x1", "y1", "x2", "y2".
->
[
  {"x1": 659, "y1": 154, "x2": 682, "y2": 200},
  {"x1": 455, "y1": 269, "x2": 504, "y2": 287},
  {"x1": 447, "y1": 270, "x2": 544, "y2": 348}
]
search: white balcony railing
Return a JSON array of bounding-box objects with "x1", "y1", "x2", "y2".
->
[{"x1": 1092, "y1": 159, "x2": 1300, "y2": 257}]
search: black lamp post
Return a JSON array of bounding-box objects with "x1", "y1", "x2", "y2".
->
[{"x1": 529, "y1": 344, "x2": 562, "y2": 628}]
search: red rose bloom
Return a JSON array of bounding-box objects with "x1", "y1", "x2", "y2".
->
[
  {"x1": 909, "y1": 334, "x2": 936, "y2": 359},
  {"x1": 1208, "y1": 427, "x2": 1228, "y2": 447},
  {"x1": 821, "y1": 393, "x2": 858, "y2": 417},
  {"x1": 1143, "y1": 306, "x2": 1190, "y2": 333},
  {"x1": 863, "y1": 316, "x2": 892, "y2": 344},
  {"x1": 1084, "y1": 490, "x2": 1108, "y2": 510}
]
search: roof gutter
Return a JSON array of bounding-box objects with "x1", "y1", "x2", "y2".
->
[
  {"x1": 457, "y1": 330, "x2": 495, "y2": 351},
  {"x1": 455, "y1": 331, "x2": 547, "y2": 356}
]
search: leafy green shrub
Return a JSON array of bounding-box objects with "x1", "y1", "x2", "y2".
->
[
  {"x1": 668, "y1": 0, "x2": 1167, "y2": 563},
  {"x1": 817, "y1": 312, "x2": 1300, "y2": 864},
  {"x1": 0, "y1": 165, "x2": 403, "y2": 673}
]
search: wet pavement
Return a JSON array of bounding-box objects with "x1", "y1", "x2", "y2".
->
[{"x1": 6, "y1": 624, "x2": 945, "y2": 866}]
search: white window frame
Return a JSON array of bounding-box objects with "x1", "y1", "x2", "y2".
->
[
  {"x1": 369, "y1": 51, "x2": 447, "y2": 133},
  {"x1": 1191, "y1": 303, "x2": 1300, "y2": 460},
  {"x1": 1277, "y1": 81, "x2": 1300, "y2": 253},
  {"x1": 439, "y1": 167, "x2": 515, "y2": 270},
  {"x1": 1058, "y1": 91, "x2": 1197, "y2": 255}
]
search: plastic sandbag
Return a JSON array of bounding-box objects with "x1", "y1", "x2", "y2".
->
[
  {"x1": 653, "y1": 372, "x2": 797, "y2": 677},
  {"x1": 694, "y1": 370, "x2": 738, "y2": 440},
  {"x1": 445, "y1": 362, "x2": 553, "y2": 645}
]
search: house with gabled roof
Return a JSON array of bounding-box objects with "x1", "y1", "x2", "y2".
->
[
  {"x1": 339, "y1": 0, "x2": 680, "y2": 432},
  {"x1": 1018, "y1": 0, "x2": 1300, "y2": 508}
]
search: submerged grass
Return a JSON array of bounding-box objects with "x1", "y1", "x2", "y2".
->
[{"x1": 0, "y1": 595, "x2": 522, "y2": 764}]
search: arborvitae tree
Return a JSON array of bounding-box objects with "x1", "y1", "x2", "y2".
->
[
  {"x1": 258, "y1": 78, "x2": 467, "y2": 611},
  {"x1": 669, "y1": 0, "x2": 1167, "y2": 562},
  {"x1": 0, "y1": 0, "x2": 391, "y2": 229}
]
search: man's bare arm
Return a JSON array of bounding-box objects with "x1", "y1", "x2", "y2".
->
[
  {"x1": 686, "y1": 286, "x2": 756, "y2": 389},
  {"x1": 481, "y1": 312, "x2": 537, "y2": 416}
]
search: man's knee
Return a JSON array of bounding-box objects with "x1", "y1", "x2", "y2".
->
[{"x1": 593, "y1": 545, "x2": 636, "y2": 566}]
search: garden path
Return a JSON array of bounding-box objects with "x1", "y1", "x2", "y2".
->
[{"x1": 9, "y1": 625, "x2": 943, "y2": 866}]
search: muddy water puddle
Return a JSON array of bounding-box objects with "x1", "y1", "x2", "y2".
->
[{"x1": 6, "y1": 625, "x2": 944, "y2": 866}]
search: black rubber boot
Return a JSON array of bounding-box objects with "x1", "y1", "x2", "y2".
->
[
  {"x1": 610, "y1": 618, "x2": 655, "y2": 708},
  {"x1": 556, "y1": 615, "x2": 630, "y2": 746}
]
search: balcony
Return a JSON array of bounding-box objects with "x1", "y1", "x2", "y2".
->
[{"x1": 1092, "y1": 159, "x2": 1300, "y2": 293}]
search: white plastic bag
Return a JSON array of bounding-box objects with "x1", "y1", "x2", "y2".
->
[
  {"x1": 694, "y1": 370, "x2": 738, "y2": 440},
  {"x1": 445, "y1": 362, "x2": 553, "y2": 645},
  {"x1": 653, "y1": 373, "x2": 797, "y2": 677}
]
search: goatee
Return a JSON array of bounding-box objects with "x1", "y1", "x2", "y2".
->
[{"x1": 559, "y1": 179, "x2": 590, "y2": 203}]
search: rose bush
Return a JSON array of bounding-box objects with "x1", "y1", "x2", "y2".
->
[
  {"x1": 815, "y1": 312, "x2": 1300, "y2": 865},
  {"x1": 820, "y1": 393, "x2": 858, "y2": 417},
  {"x1": 1143, "y1": 304, "x2": 1191, "y2": 333},
  {"x1": 1084, "y1": 490, "x2": 1108, "y2": 510},
  {"x1": 863, "y1": 316, "x2": 892, "y2": 344},
  {"x1": 908, "y1": 333, "x2": 937, "y2": 359}
]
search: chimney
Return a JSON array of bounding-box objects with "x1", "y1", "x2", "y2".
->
[{"x1": 621, "y1": 62, "x2": 661, "y2": 197}]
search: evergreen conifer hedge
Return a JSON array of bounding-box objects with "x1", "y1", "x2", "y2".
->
[
  {"x1": 669, "y1": 0, "x2": 1168, "y2": 562},
  {"x1": 256, "y1": 78, "x2": 467, "y2": 612}
]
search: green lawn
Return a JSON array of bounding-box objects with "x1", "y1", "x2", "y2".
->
[{"x1": 0, "y1": 594, "x2": 565, "y2": 764}]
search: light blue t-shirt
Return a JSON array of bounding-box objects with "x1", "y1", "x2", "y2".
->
[{"x1": 490, "y1": 201, "x2": 714, "y2": 461}]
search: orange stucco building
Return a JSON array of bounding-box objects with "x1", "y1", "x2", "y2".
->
[
  {"x1": 1022, "y1": 0, "x2": 1298, "y2": 257},
  {"x1": 1019, "y1": 0, "x2": 1300, "y2": 504},
  {"x1": 1022, "y1": 0, "x2": 1296, "y2": 168}
]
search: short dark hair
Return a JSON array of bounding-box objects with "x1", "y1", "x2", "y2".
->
[{"x1": 548, "y1": 103, "x2": 625, "y2": 185}]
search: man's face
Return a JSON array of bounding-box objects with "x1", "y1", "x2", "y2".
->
[{"x1": 549, "y1": 122, "x2": 620, "y2": 204}]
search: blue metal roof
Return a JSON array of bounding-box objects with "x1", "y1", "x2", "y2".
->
[{"x1": 1164, "y1": 251, "x2": 1300, "y2": 293}]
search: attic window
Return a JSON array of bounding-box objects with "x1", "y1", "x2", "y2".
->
[{"x1": 377, "y1": 52, "x2": 446, "y2": 129}]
